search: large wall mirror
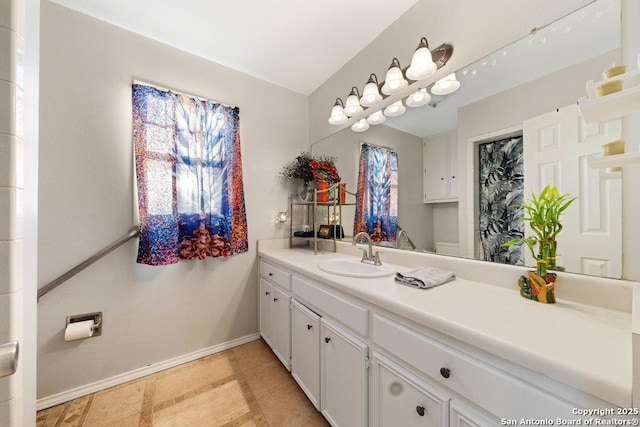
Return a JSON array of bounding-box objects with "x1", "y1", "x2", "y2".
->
[{"x1": 312, "y1": 0, "x2": 624, "y2": 279}]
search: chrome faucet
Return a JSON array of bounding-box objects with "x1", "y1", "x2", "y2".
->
[
  {"x1": 396, "y1": 229, "x2": 408, "y2": 249},
  {"x1": 353, "y1": 232, "x2": 382, "y2": 265}
]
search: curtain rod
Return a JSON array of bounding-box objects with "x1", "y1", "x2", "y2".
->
[
  {"x1": 360, "y1": 141, "x2": 397, "y2": 154},
  {"x1": 132, "y1": 79, "x2": 237, "y2": 110}
]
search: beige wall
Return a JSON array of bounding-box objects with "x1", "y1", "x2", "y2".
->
[{"x1": 37, "y1": 2, "x2": 308, "y2": 400}]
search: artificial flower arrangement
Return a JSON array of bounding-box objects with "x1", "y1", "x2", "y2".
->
[{"x1": 281, "y1": 152, "x2": 341, "y2": 185}]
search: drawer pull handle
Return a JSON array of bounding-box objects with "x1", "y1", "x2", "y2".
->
[
  {"x1": 307, "y1": 324, "x2": 313, "y2": 330},
  {"x1": 440, "y1": 367, "x2": 451, "y2": 379},
  {"x1": 273, "y1": 298, "x2": 278, "y2": 302},
  {"x1": 324, "y1": 337, "x2": 331, "y2": 343},
  {"x1": 416, "y1": 406, "x2": 426, "y2": 417},
  {"x1": 268, "y1": 272, "x2": 273, "y2": 277}
]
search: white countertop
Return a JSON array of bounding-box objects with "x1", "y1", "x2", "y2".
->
[{"x1": 259, "y1": 247, "x2": 633, "y2": 407}]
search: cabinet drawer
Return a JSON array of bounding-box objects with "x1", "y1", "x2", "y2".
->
[
  {"x1": 260, "y1": 259, "x2": 291, "y2": 291},
  {"x1": 293, "y1": 275, "x2": 368, "y2": 337},
  {"x1": 373, "y1": 352, "x2": 449, "y2": 427},
  {"x1": 372, "y1": 314, "x2": 575, "y2": 420}
]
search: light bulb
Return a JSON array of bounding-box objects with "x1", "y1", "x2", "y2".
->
[{"x1": 351, "y1": 119, "x2": 369, "y2": 132}]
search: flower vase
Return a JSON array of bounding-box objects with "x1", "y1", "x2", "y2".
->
[
  {"x1": 298, "y1": 183, "x2": 313, "y2": 202},
  {"x1": 518, "y1": 270, "x2": 557, "y2": 303},
  {"x1": 317, "y1": 180, "x2": 328, "y2": 202}
]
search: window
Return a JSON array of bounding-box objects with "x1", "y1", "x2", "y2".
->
[
  {"x1": 354, "y1": 143, "x2": 398, "y2": 242},
  {"x1": 133, "y1": 84, "x2": 248, "y2": 265}
]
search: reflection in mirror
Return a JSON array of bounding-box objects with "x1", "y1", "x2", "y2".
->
[{"x1": 312, "y1": 0, "x2": 623, "y2": 279}]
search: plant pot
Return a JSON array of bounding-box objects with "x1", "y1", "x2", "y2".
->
[{"x1": 518, "y1": 270, "x2": 557, "y2": 304}]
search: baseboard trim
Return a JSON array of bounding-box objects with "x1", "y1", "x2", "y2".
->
[{"x1": 36, "y1": 332, "x2": 261, "y2": 411}]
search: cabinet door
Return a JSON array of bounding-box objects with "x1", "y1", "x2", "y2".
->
[
  {"x1": 424, "y1": 134, "x2": 450, "y2": 202},
  {"x1": 259, "y1": 278, "x2": 274, "y2": 347},
  {"x1": 372, "y1": 353, "x2": 449, "y2": 427},
  {"x1": 291, "y1": 300, "x2": 321, "y2": 409},
  {"x1": 450, "y1": 400, "x2": 496, "y2": 427},
  {"x1": 272, "y1": 286, "x2": 291, "y2": 370},
  {"x1": 321, "y1": 319, "x2": 368, "y2": 427},
  {"x1": 448, "y1": 131, "x2": 458, "y2": 199}
]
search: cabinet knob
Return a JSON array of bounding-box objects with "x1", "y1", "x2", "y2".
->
[
  {"x1": 416, "y1": 406, "x2": 426, "y2": 417},
  {"x1": 452, "y1": 176, "x2": 455, "y2": 179},
  {"x1": 324, "y1": 337, "x2": 331, "y2": 343},
  {"x1": 273, "y1": 297, "x2": 278, "y2": 302},
  {"x1": 440, "y1": 367, "x2": 451, "y2": 379},
  {"x1": 268, "y1": 272, "x2": 273, "y2": 277},
  {"x1": 440, "y1": 177, "x2": 444, "y2": 180},
  {"x1": 265, "y1": 291, "x2": 270, "y2": 296},
  {"x1": 307, "y1": 324, "x2": 313, "y2": 330}
]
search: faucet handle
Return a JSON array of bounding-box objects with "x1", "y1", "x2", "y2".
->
[
  {"x1": 360, "y1": 248, "x2": 370, "y2": 262},
  {"x1": 372, "y1": 251, "x2": 383, "y2": 266}
]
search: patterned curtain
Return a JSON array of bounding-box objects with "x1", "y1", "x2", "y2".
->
[
  {"x1": 354, "y1": 143, "x2": 398, "y2": 242},
  {"x1": 478, "y1": 136, "x2": 524, "y2": 265},
  {"x1": 133, "y1": 84, "x2": 248, "y2": 266}
]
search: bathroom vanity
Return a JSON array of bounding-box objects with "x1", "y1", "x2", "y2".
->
[{"x1": 258, "y1": 238, "x2": 636, "y2": 426}]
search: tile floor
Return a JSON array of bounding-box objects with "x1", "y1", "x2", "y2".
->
[{"x1": 36, "y1": 339, "x2": 329, "y2": 427}]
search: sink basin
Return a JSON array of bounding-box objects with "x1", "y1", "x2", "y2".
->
[{"x1": 317, "y1": 259, "x2": 395, "y2": 278}]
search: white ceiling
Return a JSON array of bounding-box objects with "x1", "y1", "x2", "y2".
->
[{"x1": 47, "y1": 0, "x2": 419, "y2": 95}]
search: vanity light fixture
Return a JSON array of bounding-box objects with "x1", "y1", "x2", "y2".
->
[
  {"x1": 366, "y1": 110, "x2": 386, "y2": 125},
  {"x1": 381, "y1": 58, "x2": 408, "y2": 95},
  {"x1": 328, "y1": 98, "x2": 348, "y2": 125},
  {"x1": 405, "y1": 37, "x2": 438, "y2": 80},
  {"x1": 383, "y1": 100, "x2": 406, "y2": 117},
  {"x1": 344, "y1": 87, "x2": 364, "y2": 117},
  {"x1": 405, "y1": 88, "x2": 431, "y2": 108},
  {"x1": 360, "y1": 74, "x2": 383, "y2": 107},
  {"x1": 431, "y1": 72, "x2": 461, "y2": 95},
  {"x1": 351, "y1": 118, "x2": 370, "y2": 132}
]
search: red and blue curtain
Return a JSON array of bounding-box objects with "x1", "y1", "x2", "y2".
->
[
  {"x1": 354, "y1": 143, "x2": 398, "y2": 243},
  {"x1": 133, "y1": 84, "x2": 248, "y2": 265}
]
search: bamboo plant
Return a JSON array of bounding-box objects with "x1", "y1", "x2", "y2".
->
[{"x1": 502, "y1": 185, "x2": 576, "y2": 275}]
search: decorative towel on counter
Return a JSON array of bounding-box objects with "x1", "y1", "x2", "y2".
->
[
  {"x1": 293, "y1": 230, "x2": 315, "y2": 238},
  {"x1": 395, "y1": 268, "x2": 456, "y2": 289}
]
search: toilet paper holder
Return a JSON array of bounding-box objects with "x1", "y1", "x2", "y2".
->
[{"x1": 66, "y1": 312, "x2": 102, "y2": 337}]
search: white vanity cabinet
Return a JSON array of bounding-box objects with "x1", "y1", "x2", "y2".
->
[
  {"x1": 259, "y1": 254, "x2": 623, "y2": 426},
  {"x1": 372, "y1": 313, "x2": 578, "y2": 421},
  {"x1": 372, "y1": 352, "x2": 450, "y2": 427},
  {"x1": 291, "y1": 274, "x2": 369, "y2": 427},
  {"x1": 259, "y1": 259, "x2": 292, "y2": 370},
  {"x1": 291, "y1": 300, "x2": 321, "y2": 409},
  {"x1": 424, "y1": 130, "x2": 458, "y2": 203}
]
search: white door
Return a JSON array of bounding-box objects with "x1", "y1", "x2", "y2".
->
[
  {"x1": 321, "y1": 320, "x2": 368, "y2": 427},
  {"x1": 259, "y1": 279, "x2": 273, "y2": 347},
  {"x1": 523, "y1": 104, "x2": 622, "y2": 278},
  {"x1": 272, "y1": 286, "x2": 291, "y2": 370},
  {"x1": 291, "y1": 301, "x2": 321, "y2": 409}
]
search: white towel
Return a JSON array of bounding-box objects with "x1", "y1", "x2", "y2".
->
[{"x1": 395, "y1": 267, "x2": 455, "y2": 289}]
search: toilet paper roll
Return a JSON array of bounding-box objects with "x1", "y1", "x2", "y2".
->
[{"x1": 64, "y1": 320, "x2": 95, "y2": 342}]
